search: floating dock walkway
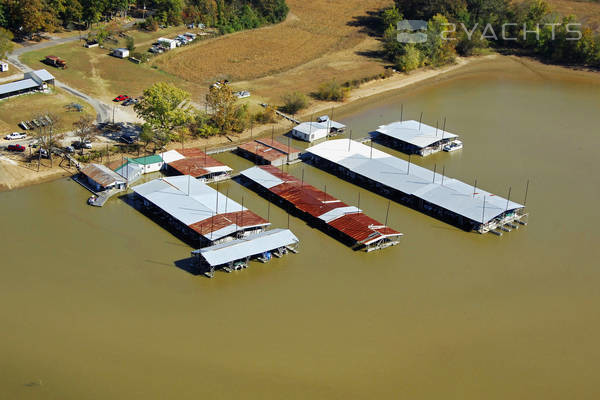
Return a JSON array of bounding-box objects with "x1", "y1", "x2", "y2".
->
[
  {"x1": 303, "y1": 139, "x2": 527, "y2": 234},
  {"x1": 240, "y1": 165, "x2": 403, "y2": 252}
]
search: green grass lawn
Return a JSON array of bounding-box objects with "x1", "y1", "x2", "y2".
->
[
  {"x1": 20, "y1": 37, "x2": 207, "y2": 103},
  {"x1": 0, "y1": 88, "x2": 96, "y2": 133}
]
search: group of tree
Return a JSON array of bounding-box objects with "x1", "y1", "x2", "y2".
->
[
  {"x1": 0, "y1": 0, "x2": 136, "y2": 35},
  {"x1": 134, "y1": 81, "x2": 251, "y2": 151},
  {"x1": 142, "y1": 0, "x2": 288, "y2": 34},
  {"x1": 381, "y1": 0, "x2": 600, "y2": 72}
]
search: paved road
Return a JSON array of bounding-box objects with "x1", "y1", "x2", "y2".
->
[{"x1": 7, "y1": 35, "x2": 112, "y2": 124}]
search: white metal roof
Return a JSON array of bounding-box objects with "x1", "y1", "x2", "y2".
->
[
  {"x1": 241, "y1": 166, "x2": 284, "y2": 189},
  {"x1": 132, "y1": 175, "x2": 246, "y2": 226},
  {"x1": 204, "y1": 165, "x2": 233, "y2": 174},
  {"x1": 376, "y1": 120, "x2": 458, "y2": 149},
  {"x1": 32, "y1": 69, "x2": 55, "y2": 82},
  {"x1": 0, "y1": 78, "x2": 39, "y2": 96},
  {"x1": 115, "y1": 162, "x2": 143, "y2": 183},
  {"x1": 192, "y1": 229, "x2": 299, "y2": 267},
  {"x1": 317, "y1": 206, "x2": 362, "y2": 223},
  {"x1": 293, "y1": 122, "x2": 329, "y2": 135},
  {"x1": 159, "y1": 150, "x2": 186, "y2": 163},
  {"x1": 305, "y1": 139, "x2": 524, "y2": 224}
]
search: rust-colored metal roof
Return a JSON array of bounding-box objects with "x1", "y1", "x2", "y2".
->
[
  {"x1": 176, "y1": 148, "x2": 225, "y2": 167},
  {"x1": 328, "y1": 213, "x2": 402, "y2": 244},
  {"x1": 256, "y1": 138, "x2": 300, "y2": 155},
  {"x1": 188, "y1": 211, "x2": 269, "y2": 236},
  {"x1": 167, "y1": 148, "x2": 229, "y2": 177},
  {"x1": 169, "y1": 158, "x2": 210, "y2": 178},
  {"x1": 238, "y1": 139, "x2": 300, "y2": 163},
  {"x1": 254, "y1": 165, "x2": 401, "y2": 244},
  {"x1": 80, "y1": 163, "x2": 126, "y2": 188}
]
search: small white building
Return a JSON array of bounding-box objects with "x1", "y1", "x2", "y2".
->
[
  {"x1": 113, "y1": 48, "x2": 130, "y2": 58},
  {"x1": 291, "y1": 122, "x2": 329, "y2": 142},
  {"x1": 0, "y1": 61, "x2": 8, "y2": 72},
  {"x1": 129, "y1": 155, "x2": 165, "y2": 174},
  {"x1": 158, "y1": 38, "x2": 178, "y2": 49}
]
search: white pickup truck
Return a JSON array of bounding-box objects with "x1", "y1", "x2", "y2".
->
[{"x1": 4, "y1": 132, "x2": 27, "y2": 140}]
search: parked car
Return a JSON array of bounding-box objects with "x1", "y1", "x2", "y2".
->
[
  {"x1": 4, "y1": 132, "x2": 27, "y2": 140},
  {"x1": 64, "y1": 145, "x2": 75, "y2": 153},
  {"x1": 7, "y1": 144, "x2": 26, "y2": 152},
  {"x1": 113, "y1": 95, "x2": 129, "y2": 102},
  {"x1": 120, "y1": 134, "x2": 136, "y2": 144},
  {"x1": 122, "y1": 98, "x2": 138, "y2": 106},
  {"x1": 38, "y1": 148, "x2": 49, "y2": 158},
  {"x1": 72, "y1": 140, "x2": 92, "y2": 149},
  {"x1": 235, "y1": 91, "x2": 251, "y2": 99}
]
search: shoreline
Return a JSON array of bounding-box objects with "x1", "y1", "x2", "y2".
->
[{"x1": 2, "y1": 53, "x2": 598, "y2": 192}]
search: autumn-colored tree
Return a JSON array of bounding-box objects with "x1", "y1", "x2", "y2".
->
[
  {"x1": 205, "y1": 84, "x2": 248, "y2": 134},
  {"x1": 72, "y1": 115, "x2": 96, "y2": 155},
  {"x1": 0, "y1": 28, "x2": 14, "y2": 59},
  {"x1": 134, "y1": 82, "x2": 192, "y2": 152}
]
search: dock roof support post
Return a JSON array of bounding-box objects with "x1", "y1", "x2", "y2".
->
[
  {"x1": 407, "y1": 154, "x2": 411, "y2": 175},
  {"x1": 357, "y1": 191, "x2": 361, "y2": 210},
  {"x1": 435, "y1": 120, "x2": 439, "y2": 136},
  {"x1": 482, "y1": 195, "x2": 487, "y2": 225},
  {"x1": 419, "y1": 112, "x2": 423, "y2": 130},
  {"x1": 215, "y1": 180, "x2": 219, "y2": 212},
  {"x1": 524, "y1": 179, "x2": 530, "y2": 206},
  {"x1": 241, "y1": 196, "x2": 244, "y2": 228},
  {"x1": 348, "y1": 131, "x2": 352, "y2": 151},
  {"x1": 505, "y1": 186, "x2": 512, "y2": 214},
  {"x1": 385, "y1": 200, "x2": 391, "y2": 227},
  {"x1": 267, "y1": 200, "x2": 270, "y2": 222},
  {"x1": 370, "y1": 139, "x2": 373, "y2": 159},
  {"x1": 225, "y1": 187, "x2": 229, "y2": 214},
  {"x1": 433, "y1": 164, "x2": 437, "y2": 183},
  {"x1": 301, "y1": 168, "x2": 304, "y2": 188},
  {"x1": 442, "y1": 165, "x2": 446, "y2": 186},
  {"x1": 473, "y1": 178, "x2": 478, "y2": 198},
  {"x1": 441, "y1": 117, "x2": 446, "y2": 144}
]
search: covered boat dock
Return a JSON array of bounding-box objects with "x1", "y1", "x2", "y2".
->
[
  {"x1": 132, "y1": 176, "x2": 270, "y2": 247},
  {"x1": 191, "y1": 228, "x2": 299, "y2": 277},
  {"x1": 303, "y1": 139, "x2": 527, "y2": 234},
  {"x1": 240, "y1": 165, "x2": 403, "y2": 251},
  {"x1": 375, "y1": 120, "x2": 460, "y2": 156}
]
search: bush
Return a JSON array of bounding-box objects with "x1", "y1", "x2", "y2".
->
[
  {"x1": 280, "y1": 92, "x2": 308, "y2": 114},
  {"x1": 126, "y1": 36, "x2": 135, "y2": 52},
  {"x1": 314, "y1": 80, "x2": 350, "y2": 102},
  {"x1": 254, "y1": 107, "x2": 276, "y2": 124}
]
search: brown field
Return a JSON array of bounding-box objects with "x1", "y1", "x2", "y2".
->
[
  {"x1": 515, "y1": 0, "x2": 600, "y2": 30},
  {"x1": 0, "y1": 88, "x2": 96, "y2": 133},
  {"x1": 152, "y1": 0, "x2": 393, "y2": 99}
]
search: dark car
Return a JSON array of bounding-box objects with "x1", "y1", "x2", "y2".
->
[
  {"x1": 120, "y1": 134, "x2": 136, "y2": 144},
  {"x1": 7, "y1": 144, "x2": 26, "y2": 152}
]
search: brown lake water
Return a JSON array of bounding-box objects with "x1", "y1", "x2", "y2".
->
[{"x1": 1, "y1": 57, "x2": 600, "y2": 399}]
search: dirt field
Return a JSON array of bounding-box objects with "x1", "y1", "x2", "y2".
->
[
  {"x1": 152, "y1": 0, "x2": 393, "y2": 100},
  {"x1": 515, "y1": 0, "x2": 600, "y2": 30},
  {"x1": 0, "y1": 88, "x2": 96, "y2": 133}
]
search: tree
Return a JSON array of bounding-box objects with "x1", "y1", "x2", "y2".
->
[
  {"x1": 420, "y1": 14, "x2": 456, "y2": 67},
  {"x1": 20, "y1": 0, "x2": 55, "y2": 35},
  {"x1": 139, "y1": 123, "x2": 154, "y2": 152},
  {"x1": 72, "y1": 115, "x2": 96, "y2": 155},
  {"x1": 205, "y1": 84, "x2": 248, "y2": 134},
  {"x1": 134, "y1": 82, "x2": 192, "y2": 151},
  {"x1": 0, "y1": 28, "x2": 14, "y2": 59},
  {"x1": 280, "y1": 91, "x2": 308, "y2": 115},
  {"x1": 395, "y1": 43, "x2": 422, "y2": 72},
  {"x1": 126, "y1": 36, "x2": 135, "y2": 51},
  {"x1": 31, "y1": 113, "x2": 63, "y2": 169}
]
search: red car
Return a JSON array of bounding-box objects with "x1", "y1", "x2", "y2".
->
[
  {"x1": 113, "y1": 95, "x2": 130, "y2": 102},
  {"x1": 7, "y1": 144, "x2": 26, "y2": 152}
]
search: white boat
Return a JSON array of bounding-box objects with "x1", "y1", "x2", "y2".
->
[{"x1": 443, "y1": 140, "x2": 463, "y2": 152}]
